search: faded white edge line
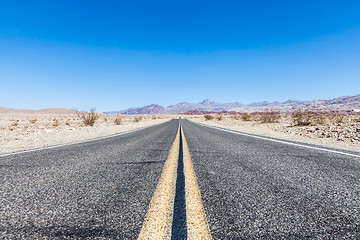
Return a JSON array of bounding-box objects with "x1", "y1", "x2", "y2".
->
[
  {"x1": 193, "y1": 121, "x2": 360, "y2": 159},
  {"x1": 0, "y1": 120, "x2": 171, "y2": 158}
]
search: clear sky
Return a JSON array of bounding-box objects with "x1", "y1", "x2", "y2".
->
[{"x1": 1, "y1": 1, "x2": 360, "y2": 112}]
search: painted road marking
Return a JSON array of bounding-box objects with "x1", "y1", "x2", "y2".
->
[
  {"x1": 138, "y1": 122, "x2": 180, "y2": 239},
  {"x1": 195, "y1": 121, "x2": 360, "y2": 159},
  {"x1": 138, "y1": 120, "x2": 211, "y2": 239},
  {"x1": 181, "y1": 124, "x2": 212, "y2": 239}
]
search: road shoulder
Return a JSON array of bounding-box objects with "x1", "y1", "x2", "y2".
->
[{"x1": 190, "y1": 118, "x2": 360, "y2": 153}]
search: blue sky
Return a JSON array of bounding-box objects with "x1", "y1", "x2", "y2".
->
[{"x1": 1, "y1": 1, "x2": 360, "y2": 112}]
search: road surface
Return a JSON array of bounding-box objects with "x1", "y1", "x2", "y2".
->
[
  {"x1": 181, "y1": 120, "x2": 360, "y2": 239},
  {"x1": 0, "y1": 120, "x2": 178, "y2": 239},
  {"x1": 1, "y1": 119, "x2": 359, "y2": 239}
]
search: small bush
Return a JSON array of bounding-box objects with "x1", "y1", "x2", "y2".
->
[
  {"x1": 65, "y1": 120, "x2": 71, "y2": 126},
  {"x1": 259, "y1": 110, "x2": 281, "y2": 123},
  {"x1": 78, "y1": 108, "x2": 99, "y2": 127},
  {"x1": 152, "y1": 115, "x2": 157, "y2": 120},
  {"x1": 353, "y1": 115, "x2": 360, "y2": 123},
  {"x1": 292, "y1": 109, "x2": 312, "y2": 126},
  {"x1": 204, "y1": 115, "x2": 214, "y2": 121},
  {"x1": 312, "y1": 113, "x2": 326, "y2": 125},
  {"x1": 134, "y1": 116, "x2": 143, "y2": 123},
  {"x1": 11, "y1": 120, "x2": 19, "y2": 127},
  {"x1": 53, "y1": 119, "x2": 60, "y2": 127},
  {"x1": 231, "y1": 114, "x2": 241, "y2": 120},
  {"x1": 241, "y1": 113, "x2": 252, "y2": 121},
  {"x1": 216, "y1": 115, "x2": 223, "y2": 121},
  {"x1": 328, "y1": 113, "x2": 346, "y2": 124},
  {"x1": 114, "y1": 115, "x2": 122, "y2": 125},
  {"x1": 29, "y1": 119, "x2": 37, "y2": 124}
]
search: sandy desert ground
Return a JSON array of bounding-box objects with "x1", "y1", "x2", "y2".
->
[
  {"x1": 1, "y1": 110, "x2": 359, "y2": 154},
  {"x1": 0, "y1": 112, "x2": 174, "y2": 154},
  {"x1": 185, "y1": 114, "x2": 360, "y2": 152}
]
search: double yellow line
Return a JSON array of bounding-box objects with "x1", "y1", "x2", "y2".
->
[{"x1": 138, "y1": 120, "x2": 212, "y2": 239}]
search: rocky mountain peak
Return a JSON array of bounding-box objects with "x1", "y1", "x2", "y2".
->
[
  {"x1": 199, "y1": 99, "x2": 212, "y2": 105},
  {"x1": 105, "y1": 94, "x2": 360, "y2": 115}
]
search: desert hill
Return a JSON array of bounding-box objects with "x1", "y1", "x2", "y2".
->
[
  {"x1": 107, "y1": 94, "x2": 360, "y2": 115},
  {"x1": 0, "y1": 107, "x2": 78, "y2": 115}
]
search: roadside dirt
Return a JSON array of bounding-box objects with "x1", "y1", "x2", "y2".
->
[
  {"x1": 0, "y1": 114, "x2": 173, "y2": 154},
  {"x1": 187, "y1": 115, "x2": 360, "y2": 152}
]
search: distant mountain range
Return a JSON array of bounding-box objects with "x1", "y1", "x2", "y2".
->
[
  {"x1": 0, "y1": 107, "x2": 78, "y2": 115},
  {"x1": 106, "y1": 94, "x2": 360, "y2": 115}
]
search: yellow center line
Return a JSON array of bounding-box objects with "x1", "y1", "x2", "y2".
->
[
  {"x1": 181, "y1": 122, "x2": 212, "y2": 240},
  {"x1": 138, "y1": 120, "x2": 211, "y2": 239},
  {"x1": 138, "y1": 122, "x2": 180, "y2": 239}
]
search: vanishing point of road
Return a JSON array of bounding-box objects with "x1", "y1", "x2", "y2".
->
[{"x1": 1, "y1": 119, "x2": 359, "y2": 239}]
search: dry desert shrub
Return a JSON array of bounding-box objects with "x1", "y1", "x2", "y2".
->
[
  {"x1": 353, "y1": 114, "x2": 360, "y2": 123},
  {"x1": 114, "y1": 115, "x2": 122, "y2": 125},
  {"x1": 152, "y1": 115, "x2": 157, "y2": 120},
  {"x1": 11, "y1": 120, "x2": 19, "y2": 127},
  {"x1": 134, "y1": 116, "x2": 143, "y2": 123},
  {"x1": 204, "y1": 115, "x2": 214, "y2": 121},
  {"x1": 241, "y1": 113, "x2": 252, "y2": 121},
  {"x1": 328, "y1": 113, "x2": 346, "y2": 124},
  {"x1": 291, "y1": 109, "x2": 350, "y2": 127},
  {"x1": 53, "y1": 119, "x2": 60, "y2": 127},
  {"x1": 259, "y1": 110, "x2": 281, "y2": 123},
  {"x1": 292, "y1": 109, "x2": 312, "y2": 126},
  {"x1": 231, "y1": 114, "x2": 241, "y2": 120},
  {"x1": 65, "y1": 120, "x2": 71, "y2": 126},
  {"x1": 29, "y1": 119, "x2": 37, "y2": 124},
  {"x1": 78, "y1": 108, "x2": 99, "y2": 127},
  {"x1": 312, "y1": 113, "x2": 326, "y2": 125},
  {"x1": 216, "y1": 115, "x2": 223, "y2": 121}
]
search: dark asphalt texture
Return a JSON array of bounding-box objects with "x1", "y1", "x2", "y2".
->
[
  {"x1": 181, "y1": 120, "x2": 360, "y2": 239},
  {"x1": 0, "y1": 120, "x2": 179, "y2": 239},
  {"x1": 2, "y1": 118, "x2": 360, "y2": 239}
]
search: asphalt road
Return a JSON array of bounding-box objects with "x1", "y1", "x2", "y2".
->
[
  {"x1": 1, "y1": 118, "x2": 360, "y2": 239},
  {"x1": 181, "y1": 120, "x2": 360, "y2": 239},
  {"x1": 0, "y1": 120, "x2": 179, "y2": 239}
]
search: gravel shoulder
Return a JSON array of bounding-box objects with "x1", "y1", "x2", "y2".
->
[
  {"x1": 0, "y1": 114, "x2": 174, "y2": 154},
  {"x1": 188, "y1": 115, "x2": 360, "y2": 152}
]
